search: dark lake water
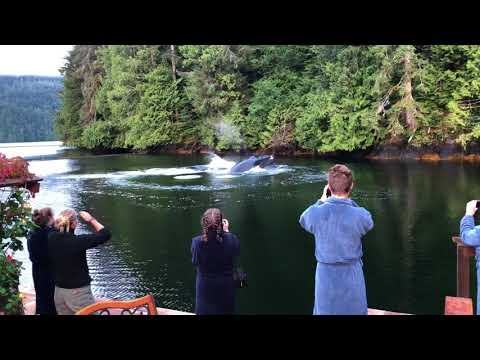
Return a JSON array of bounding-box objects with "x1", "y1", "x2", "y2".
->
[{"x1": 5, "y1": 142, "x2": 479, "y2": 314}]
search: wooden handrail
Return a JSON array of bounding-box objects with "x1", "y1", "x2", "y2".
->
[
  {"x1": 452, "y1": 236, "x2": 475, "y2": 298},
  {"x1": 75, "y1": 295, "x2": 158, "y2": 315},
  {"x1": 0, "y1": 176, "x2": 43, "y2": 198},
  {"x1": 0, "y1": 176, "x2": 43, "y2": 187}
]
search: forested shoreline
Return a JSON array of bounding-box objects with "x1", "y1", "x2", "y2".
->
[
  {"x1": 55, "y1": 46, "x2": 480, "y2": 157},
  {"x1": 0, "y1": 76, "x2": 62, "y2": 143}
]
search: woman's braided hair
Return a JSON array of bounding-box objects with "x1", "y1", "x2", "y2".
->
[{"x1": 201, "y1": 208, "x2": 224, "y2": 242}]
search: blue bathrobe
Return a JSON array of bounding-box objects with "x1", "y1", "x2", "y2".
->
[
  {"x1": 299, "y1": 196, "x2": 374, "y2": 315},
  {"x1": 460, "y1": 215, "x2": 480, "y2": 315}
]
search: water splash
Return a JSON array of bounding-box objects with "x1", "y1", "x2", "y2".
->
[
  {"x1": 204, "y1": 153, "x2": 236, "y2": 171},
  {"x1": 214, "y1": 121, "x2": 244, "y2": 149},
  {"x1": 243, "y1": 164, "x2": 292, "y2": 176},
  {"x1": 174, "y1": 175, "x2": 203, "y2": 180},
  {"x1": 56, "y1": 167, "x2": 202, "y2": 180}
]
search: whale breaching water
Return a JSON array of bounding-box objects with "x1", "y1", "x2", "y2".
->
[{"x1": 229, "y1": 155, "x2": 275, "y2": 174}]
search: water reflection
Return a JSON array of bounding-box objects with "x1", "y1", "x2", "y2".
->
[{"x1": 6, "y1": 142, "x2": 480, "y2": 314}]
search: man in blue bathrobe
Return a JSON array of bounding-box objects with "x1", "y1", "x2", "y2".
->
[
  {"x1": 299, "y1": 164, "x2": 374, "y2": 315},
  {"x1": 460, "y1": 199, "x2": 480, "y2": 315}
]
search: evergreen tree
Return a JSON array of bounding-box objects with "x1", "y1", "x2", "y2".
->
[
  {"x1": 0, "y1": 76, "x2": 62, "y2": 143},
  {"x1": 53, "y1": 45, "x2": 480, "y2": 154}
]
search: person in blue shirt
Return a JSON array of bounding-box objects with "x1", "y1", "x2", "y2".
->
[
  {"x1": 299, "y1": 164, "x2": 374, "y2": 315},
  {"x1": 460, "y1": 199, "x2": 480, "y2": 315}
]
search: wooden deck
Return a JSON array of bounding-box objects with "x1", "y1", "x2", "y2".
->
[
  {"x1": 20, "y1": 290, "x2": 193, "y2": 315},
  {"x1": 20, "y1": 290, "x2": 411, "y2": 315}
]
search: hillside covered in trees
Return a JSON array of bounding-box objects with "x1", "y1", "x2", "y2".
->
[
  {"x1": 55, "y1": 45, "x2": 480, "y2": 155},
  {"x1": 0, "y1": 76, "x2": 62, "y2": 143}
]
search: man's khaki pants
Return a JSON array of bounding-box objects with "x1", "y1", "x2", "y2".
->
[{"x1": 54, "y1": 285, "x2": 95, "y2": 315}]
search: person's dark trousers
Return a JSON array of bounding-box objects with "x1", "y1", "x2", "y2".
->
[{"x1": 32, "y1": 264, "x2": 57, "y2": 315}]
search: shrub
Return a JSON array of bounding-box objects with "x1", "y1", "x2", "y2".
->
[{"x1": 0, "y1": 253, "x2": 24, "y2": 315}]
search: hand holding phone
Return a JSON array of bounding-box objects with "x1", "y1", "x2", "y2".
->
[
  {"x1": 320, "y1": 185, "x2": 331, "y2": 202},
  {"x1": 222, "y1": 218, "x2": 230, "y2": 232},
  {"x1": 466, "y1": 200, "x2": 479, "y2": 216}
]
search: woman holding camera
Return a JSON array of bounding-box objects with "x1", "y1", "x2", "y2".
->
[
  {"x1": 48, "y1": 209, "x2": 111, "y2": 315},
  {"x1": 191, "y1": 208, "x2": 240, "y2": 315},
  {"x1": 27, "y1": 207, "x2": 57, "y2": 315},
  {"x1": 460, "y1": 200, "x2": 480, "y2": 315}
]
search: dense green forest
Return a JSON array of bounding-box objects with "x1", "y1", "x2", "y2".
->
[
  {"x1": 0, "y1": 76, "x2": 62, "y2": 143},
  {"x1": 55, "y1": 45, "x2": 480, "y2": 154}
]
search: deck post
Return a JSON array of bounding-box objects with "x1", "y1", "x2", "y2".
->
[{"x1": 452, "y1": 236, "x2": 475, "y2": 298}]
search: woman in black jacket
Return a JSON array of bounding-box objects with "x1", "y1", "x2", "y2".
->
[
  {"x1": 27, "y1": 207, "x2": 57, "y2": 315},
  {"x1": 48, "y1": 209, "x2": 111, "y2": 315},
  {"x1": 191, "y1": 208, "x2": 240, "y2": 315}
]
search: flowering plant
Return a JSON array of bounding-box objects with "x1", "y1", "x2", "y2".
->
[
  {"x1": 1, "y1": 189, "x2": 35, "y2": 252},
  {"x1": 0, "y1": 153, "x2": 34, "y2": 182},
  {"x1": 0, "y1": 157, "x2": 36, "y2": 314},
  {"x1": 0, "y1": 253, "x2": 24, "y2": 315}
]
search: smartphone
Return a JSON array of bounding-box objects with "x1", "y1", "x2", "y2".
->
[
  {"x1": 477, "y1": 201, "x2": 480, "y2": 209},
  {"x1": 326, "y1": 188, "x2": 331, "y2": 197}
]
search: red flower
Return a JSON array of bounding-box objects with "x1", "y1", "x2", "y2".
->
[
  {"x1": 4, "y1": 255, "x2": 17, "y2": 267},
  {"x1": 0, "y1": 152, "x2": 33, "y2": 181}
]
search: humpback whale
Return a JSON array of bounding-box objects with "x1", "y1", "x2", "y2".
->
[{"x1": 229, "y1": 155, "x2": 275, "y2": 174}]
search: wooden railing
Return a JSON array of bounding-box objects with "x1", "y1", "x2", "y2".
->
[
  {"x1": 0, "y1": 176, "x2": 43, "y2": 197},
  {"x1": 446, "y1": 236, "x2": 475, "y2": 315},
  {"x1": 452, "y1": 236, "x2": 475, "y2": 298}
]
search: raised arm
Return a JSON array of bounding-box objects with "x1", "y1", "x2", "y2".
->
[
  {"x1": 74, "y1": 211, "x2": 111, "y2": 250},
  {"x1": 360, "y1": 209, "x2": 374, "y2": 236},
  {"x1": 460, "y1": 216, "x2": 480, "y2": 247},
  {"x1": 300, "y1": 185, "x2": 329, "y2": 234},
  {"x1": 80, "y1": 211, "x2": 104, "y2": 232},
  {"x1": 460, "y1": 200, "x2": 480, "y2": 247},
  {"x1": 299, "y1": 204, "x2": 317, "y2": 234}
]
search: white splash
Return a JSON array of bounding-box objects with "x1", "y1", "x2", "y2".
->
[
  {"x1": 244, "y1": 164, "x2": 292, "y2": 176},
  {"x1": 205, "y1": 153, "x2": 235, "y2": 170},
  {"x1": 142, "y1": 168, "x2": 201, "y2": 176},
  {"x1": 174, "y1": 175, "x2": 203, "y2": 180},
  {"x1": 52, "y1": 154, "x2": 290, "y2": 184},
  {"x1": 215, "y1": 174, "x2": 240, "y2": 179},
  {"x1": 214, "y1": 121, "x2": 244, "y2": 149},
  {"x1": 56, "y1": 167, "x2": 202, "y2": 180}
]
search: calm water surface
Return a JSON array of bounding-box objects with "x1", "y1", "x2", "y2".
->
[{"x1": 3, "y1": 142, "x2": 479, "y2": 314}]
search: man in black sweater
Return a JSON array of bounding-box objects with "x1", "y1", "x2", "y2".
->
[{"x1": 48, "y1": 210, "x2": 111, "y2": 315}]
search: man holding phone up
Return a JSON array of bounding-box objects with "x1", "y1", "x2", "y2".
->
[
  {"x1": 299, "y1": 164, "x2": 374, "y2": 315},
  {"x1": 460, "y1": 200, "x2": 480, "y2": 315}
]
